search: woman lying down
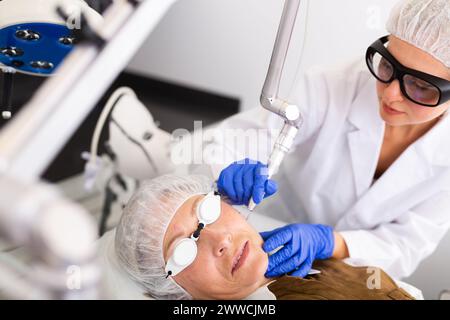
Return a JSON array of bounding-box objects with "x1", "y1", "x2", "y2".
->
[{"x1": 113, "y1": 174, "x2": 415, "y2": 300}]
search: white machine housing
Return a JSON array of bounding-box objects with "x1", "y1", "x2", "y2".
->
[{"x1": 108, "y1": 91, "x2": 175, "y2": 180}]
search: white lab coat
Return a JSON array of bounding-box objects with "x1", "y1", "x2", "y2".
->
[{"x1": 198, "y1": 59, "x2": 450, "y2": 279}]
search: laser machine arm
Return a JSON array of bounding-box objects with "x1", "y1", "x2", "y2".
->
[{"x1": 248, "y1": 0, "x2": 303, "y2": 211}]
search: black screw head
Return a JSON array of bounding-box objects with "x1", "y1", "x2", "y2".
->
[
  {"x1": 15, "y1": 29, "x2": 40, "y2": 41},
  {"x1": 59, "y1": 36, "x2": 77, "y2": 45},
  {"x1": 30, "y1": 61, "x2": 54, "y2": 70},
  {"x1": 0, "y1": 47, "x2": 24, "y2": 57}
]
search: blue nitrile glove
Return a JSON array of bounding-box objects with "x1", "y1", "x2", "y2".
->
[
  {"x1": 260, "y1": 224, "x2": 335, "y2": 278},
  {"x1": 217, "y1": 158, "x2": 278, "y2": 205}
]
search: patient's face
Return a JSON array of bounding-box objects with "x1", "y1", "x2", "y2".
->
[{"x1": 163, "y1": 195, "x2": 270, "y2": 299}]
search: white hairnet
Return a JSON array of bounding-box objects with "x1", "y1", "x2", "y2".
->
[
  {"x1": 114, "y1": 174, "x2": 213, "y2": 300},
  {"x1": 98, "y1": 229, "x2": 152, "y2": 299},
  {"x1": 386, "y1": 0, "x2": 450, "y2": 68}
]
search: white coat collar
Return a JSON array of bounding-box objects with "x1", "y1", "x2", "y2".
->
[
  {"x1": 339, "y1": 75, "x2": 450, "y2": 229},
  {"x1": 346, "y1": 75, "x2": 384, "y2": 197},
  {"x1": 347, "y1": 74, "x2": 384, "y2": 135}
]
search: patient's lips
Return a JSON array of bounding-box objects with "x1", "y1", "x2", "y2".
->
[{"x1": 231, "y1": 240, "x2": 249, "y2": 275}]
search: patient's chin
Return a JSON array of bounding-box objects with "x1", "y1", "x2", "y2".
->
[{"x1": 229, "y1": 263, "x2": 270, "y2": 300}]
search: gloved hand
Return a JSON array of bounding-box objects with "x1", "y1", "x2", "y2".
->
[
  {"x1": 261, "y1": 224, "x2": 335, "y2": 278},
  {"x1": 217, "y1": 158, "x2": 278, "y2": 205}
]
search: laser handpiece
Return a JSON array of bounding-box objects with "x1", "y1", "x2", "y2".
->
[{"x1": 247, "y1": 103, "x2": 301, "y2": 211}]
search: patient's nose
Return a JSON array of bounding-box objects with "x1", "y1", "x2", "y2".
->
[{"x1": 203, "y1": 229, "x2": 232, "y2": 257}]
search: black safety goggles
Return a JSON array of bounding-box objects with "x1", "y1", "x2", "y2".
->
[{"x1": 366, "y1": 36, "x2": 450, "y2": 107}]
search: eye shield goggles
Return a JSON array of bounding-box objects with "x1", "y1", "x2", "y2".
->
[
  {"x1": 165, "y1": 191, "x2": 221, "y2": 278},
  {"x1": 366, "y1": 36, "x2": 450, "y2": 107}
]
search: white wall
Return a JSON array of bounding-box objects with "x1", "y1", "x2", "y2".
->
[{"x1": 127, "y1": 0, "x2": 397, "y2": 111}]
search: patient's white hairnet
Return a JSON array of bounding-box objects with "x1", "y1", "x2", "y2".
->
[
  {"x1": 115, "y1": 174, "x2": 213, "y2": 300},
  {"x1": 386, "y1": 0, "x2": 450, "y2": 68}
]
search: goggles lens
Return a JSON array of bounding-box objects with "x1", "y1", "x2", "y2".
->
[
  {"x1": 403, "y1": 74, "x2": 440, "y2": 106},
  {"x1": 172, "y1": 239, "x2": 197, "y2": 266},
  {"x1": 370, "y1": 51, "x2": 394, "y2": 82},
  {"x1": 367, "y1": 50, "x2": 442, "y2": 107},
  {"x1": 197, "y1": 192, "x2": 221, "y2": 224}
]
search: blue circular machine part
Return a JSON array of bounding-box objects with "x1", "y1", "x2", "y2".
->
[{"x1": 0, "y1": 23, "x2": 76, "y2": 75}]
